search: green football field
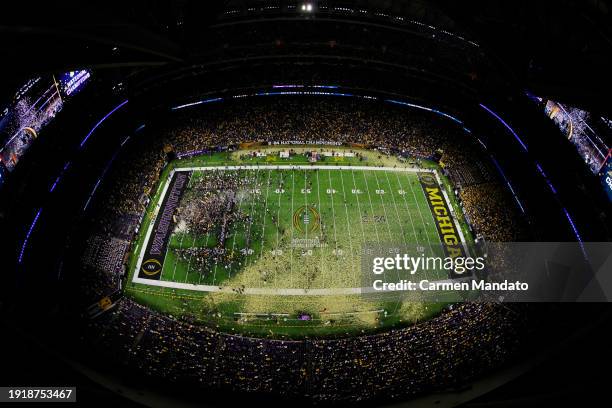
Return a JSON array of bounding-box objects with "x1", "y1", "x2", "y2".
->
[{"x1": 125, "y1": 147, "x2": 474, "y2": 338}]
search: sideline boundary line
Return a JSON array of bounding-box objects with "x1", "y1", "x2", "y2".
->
[{"x1": 131, "y1": 165, "x2": 467, "y2": 294}]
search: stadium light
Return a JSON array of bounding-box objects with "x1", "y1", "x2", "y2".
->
[{"x1": 301, "y1": 3, "x2": 314, "y2": 12}]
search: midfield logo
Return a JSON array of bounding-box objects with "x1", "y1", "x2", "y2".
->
[{"x1": 293, "y1": 205, "x2": 321, "y2": 234}]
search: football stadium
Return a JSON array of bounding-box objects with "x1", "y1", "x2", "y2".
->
[
  {"x1": 127, "y1": 145, "x2": 472, "y2": 337},
  {"x1": 2, "y1": 1, "x2": 612, "y2": 407}
]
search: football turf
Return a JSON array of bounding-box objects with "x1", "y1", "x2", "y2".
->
[{"x1": 124, "y1": 148, "x2": 473, "y2": 337}]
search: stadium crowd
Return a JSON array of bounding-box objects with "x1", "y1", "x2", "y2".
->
[
  {"x1": 75, "y1": 95, "x2": 529, "y2": 402},
  {"x1": 85, "y1": 298, "x2": 528, "y2": 403}
]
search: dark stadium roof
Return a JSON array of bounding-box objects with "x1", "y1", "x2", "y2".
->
[{"x1": 1, "y1": 0, "x2": 612, "y2": 112}]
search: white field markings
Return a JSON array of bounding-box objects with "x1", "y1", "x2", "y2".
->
[
  {"x1": 403, "y1": 172, "x2": 447, "y2": 285},
  {"x1": 169, "y1": 171, "x2": 195, "y2": 281},
  {"x1": 303, "y1": 168, "x2": 309, "y2": 247},
  {"x1": 226, "y1": 170, "x2": 250, "y2": 281},
  {"x1": 274, "y1": 171, "x2": 283, "y2": 284},
  {"x1": 381, "y1": 172, "x2": 411, "y2": 311},
  {"x1": 337, "y1": 171, "x2": 356, "y2": 274},
  {"x1": 346, "y1": 170, "x2": 369, "y2": 244},
  {"x1": 185, "y1": 172, "x2": 215, "y2": 284},
  {"x1": 381, "y1": 172, "x2": 412, "y2": 314},
  {"x1": 170, "y1": 225, "x2": 188, "y2": 282},
  {"x1": 131, "y1": 165, "x2": 464, "y2": 293},
  {"x1": 258, "y1": 169, "x2": 272, "y2": 259},
  {"x1": 179, "y1": 172, "x2": 198, "y2": 283},
  {"x1": 183, "y1": 172, "x2": 206, "y2": 282},
  {"x1": 368, "y1": 170, "x2": 396, "y2": 291},
  {"x1": 189, "y1": 170, "x2": 220, "y2": 284},
  {"x1": 325, "y1": 170, "x2": 339, "y2": 252},
  {"x1": 394, "y1": 172, "x2": 420, "y2": 244},
  {"x1": 133, "y1": 167, "x2": 195, "y2": 285},
  {"x1": 133, "y1": 275, "x2": 472, "y2": 296},
  {"x1": 173, "y1": 165, "x2": 428, "y2": 173},
  {"x1": 333, "y1": 171, "x2": 360, "y2": 287},
  {"x1": 403, "y1": 172, "x2": 441, "y2": 252},
  {"x1": 195, "y1": 172, "x2": 214, "y2": 285},
  {"x1": 315, "y1": 170, "x2": 325, "y2": 282},
  {"x1": 137, "y1": 167, "x2": 174, "y2": 285},
  {"x1": 241, "y1": 168, "x2": 262, "y2": 268},
  {"x1": 196, "y1": 228, "x2": 212, "y2": 285},
  {"x1": 303, "y1": 169, "x2": 310, "y2": 287},
  {"x1": 209, "y1": 169, "x2": 227, "y2": 285},
  {"x1": 432, "y1": 171, "x2": 470, "y2": 257},
  {"x1": 159, "y1": 240, "x2": 173, "y2": 298},
  {"x1": 210, "y1": 168, "x2": 233, "y2": 285},
  {"x1": 371, "y1": 170, "x2": 394, "y2": 241},
  {"x1": 289, "y1": 171, "x2": 295, "y2": 288},
  {"x1": 355, "y1": 169, "x2": 381, "y2": 243},
  {"x1": 184, "y1": 230, "x2": 200, "y2": 281},
  {"x1": 382, "y1": 170, "x2": 409, "y2": 246}
]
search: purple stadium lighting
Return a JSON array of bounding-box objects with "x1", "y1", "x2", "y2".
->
[
  {"x1": 18, "y1": 208, "x2": 42, "y2": 264},
  {"x1": 171, "y1": 97, "x2": 223, "y2": 111},
  {"x1": 83, "y1": 149, "x2": 121, "y2": 212},
  {"x1": 79, "y1": 99, "x2": 128, "y2": 148},
  {"x1": 563, "y1": 208, "x2": 583, "y2": 243},
  {"x1": 49, "y1": 161, "x2": 71, "y2": 193},
  {"x1": 386, "y1": 99, "x2": 464, "y2": 125},
  {"x1": 491, "y1": 157, "x2": 525, "y2": 213},
  {"x1": 480, "y1": 103, "x2": 584, "y2": 244},
  {"x1": 479, "y1": 103, "x2": 528, "y2": 152}
]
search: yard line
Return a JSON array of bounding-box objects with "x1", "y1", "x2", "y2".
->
[
  {"x1": 355, "y1": 169, "x2": 381, "y2": 244},
  {"x1": 274, "y1": 171, "x2": 283, "y2": 284},
  {"x1": 394, "y1": 172, "x2": 419, "y2": 243},
  {"x1": 338, "y1": 171, "x2": 356, "y2": 273},
  {"x1": 382, "y1": 171, "x2": 409, "y2": 246},
  {"x1": 169, "y1": 172, "x2": 195, "y2": 282},
  {"x1": 372, "y1": 170, "x2": 394, "y2": 241},
  {"x1": 303, "y1": 169, "x2": 310, "y2": 287},
  {"x1": 196, "y1": 229, "x2": 212, "y2": 285},
  {"x1": 185, "y1": 233, "x2": 199, "y2": 279},
  {"x1": 184, "y1": 171, "x2": 204, "y2": 280},
  {"x1": 226, "y1": 169, "x2": 249, "y2": 279},
  {"x1": 161, "y1": 241, "x2": 172, "y2": 281},
  {"x1": 210, "y1": 169, "x2": 231, "y2": 285},
  {"x1": 209, "y1": 169, "x2": 230, "y2": 285},
  {"x1": 180, "y1": 172, "x2": 197, "y2": 283},
  {"x1": 304, "y1": 169, "x2": 309, "y2": 244},
  {"x1": 171, "y1": 234, "x2": 188, "y2": 282},
  {"x1": 325, "y1": 170, "x2": 338, "y2": 251},
  {"x1": 242, "y1": 168, "x2": 262, "y2": 267},
  {"x1": 315, "y1": 169, "x2": 324, "y2": 285},
  {"x1": 346, "y1": 170, "x2": 367, "y2": 243},
  {"x1": 290, "y1": 170, "x2": 295, "y2": 288},
  {"x1": 404, "y1": 172, "x2": 437, "y2": 250},
  {"x1": 159, "y1": 242, "x2": 175, "y2": 304},
  {"x1": 379, "y1": 170, "x2": 409, "y2": 293},
  {"x1": 259, "y1": 169, "x2": 272, "y2": 259}
]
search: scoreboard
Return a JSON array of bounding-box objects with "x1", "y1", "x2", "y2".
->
[{"x1": 58, "y1": 70, "x2": 91, "y2": 97}]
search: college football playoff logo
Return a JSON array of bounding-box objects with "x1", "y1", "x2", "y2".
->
[{"x1": 293, "y1": 205, "x2": 320, "y2": 234}]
